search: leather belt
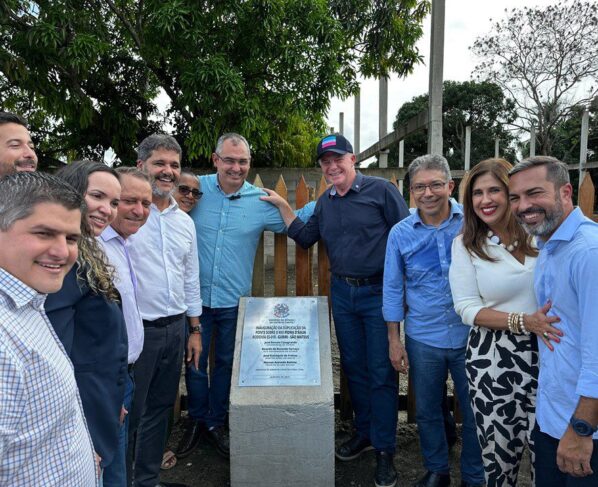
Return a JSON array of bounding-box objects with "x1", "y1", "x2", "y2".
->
[
  {"x1": 333, "y1": 274, "x2": 383, "y2": 287},
  {"x1": 143, "y1": 313, "x2": 185, "y2": 328}
]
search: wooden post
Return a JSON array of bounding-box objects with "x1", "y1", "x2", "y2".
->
[
  {"x1": 578, "y1": 172, "x2": 595, "y2": 218},
  {"x1": 317, "y1": 176, "x2": 330, "y2": 299},
  {"x1": 274, "y1": 175, "x2": 288, "y2": 296},
  {"x1": 295, "y1": 176, "x2": 312, "y2": 296},
  {"x1": 251, "y1": 174, "x2": 265, "y2": 297},
  {"x1": 379, "y1": 76, "x2": 389, "y2": 168},
  {"x1": 458, "y1": 171, "x2": 469, "y2": 204}
]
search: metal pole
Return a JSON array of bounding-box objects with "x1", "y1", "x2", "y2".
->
[
  {"x1": 529, "y1": 126, "x2": 536, "y2": 157},
  {"x1": 494, "y1": 138, "x2": 499, "y2": 158},
  {"x1": 464, "y1": 126, "x2": 471, "y2": 171},
  {"x1": 427, "y1": 0, "x2": 445, "y2": 155},
  {"x1": 339, "y1": 112, "x2": 344, "y2": 135},
  {"x1": 354, "y1": 88, "x2": 361, "y2": 154},
  {"x1": 398, "y1": 140, "x2": 405, "y2": 194},
  {"x1": 379, "y1": 77, "x2": 389, "y2": 168}
]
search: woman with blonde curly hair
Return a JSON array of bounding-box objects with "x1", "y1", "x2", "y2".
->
[
  {"x1": 45, "y1": 160, "x2": 127, "y2": 482},
  {"x1": 449, "y1": 158, "x2": 563, "y2": 486}
]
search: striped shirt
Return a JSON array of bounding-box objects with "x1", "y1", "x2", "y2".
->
[{"x1": 0, "y1": 268, "x2": 97, "y2": 486}]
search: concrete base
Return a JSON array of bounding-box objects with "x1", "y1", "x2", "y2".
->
[{"x1": 230, "y1": 297, "x2": 334, "y2": 487}]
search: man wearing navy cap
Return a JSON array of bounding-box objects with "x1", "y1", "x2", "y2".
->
[{"x1": 262, "y1": 133, "x2": 409, "y2": 487}]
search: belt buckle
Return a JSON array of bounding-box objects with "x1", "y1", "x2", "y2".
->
[{"x1": 346, "y1": 277, "x2": 359, "y2": 286}]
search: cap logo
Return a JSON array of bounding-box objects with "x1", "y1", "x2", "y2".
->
[{"x1": 321, "y1": 136, "x2": 337, "y2": 149}]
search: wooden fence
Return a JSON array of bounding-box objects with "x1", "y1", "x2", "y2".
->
[{"x1": 235, "y1": 168, "x2": 597, "y2": 424}]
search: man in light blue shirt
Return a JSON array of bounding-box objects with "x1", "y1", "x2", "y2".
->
[
  {"x1": 182, "y1": 133, "x2": 314, "y2": 458},
  {"x1": 510, "y1": 156, "x2": 598, "y2": 486},
  {"x1": 383, "y1": 154, "x2": 484, "y2": 487}
]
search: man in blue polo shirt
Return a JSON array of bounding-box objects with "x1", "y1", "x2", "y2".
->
[
  {"x1": 382, "y1": 154, "x2": 484, "y2": 487},
  {"x1": 180, "y1": 133, "x2": 314, "y2": 459},
  {"x1": 262, "y1": 133, "x2": 409, "y2": 487},
  {"x1": 509, "y1": 156, "x2": 598, "y2": 486}
]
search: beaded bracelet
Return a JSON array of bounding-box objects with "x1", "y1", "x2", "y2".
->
[{"x1": 519, "y1": 312, "x2": 530, "y2": 336}]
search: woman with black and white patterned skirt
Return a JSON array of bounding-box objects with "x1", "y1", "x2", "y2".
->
[{"x1": 449, "y1": 158, "x2": 562, "y2": 486}]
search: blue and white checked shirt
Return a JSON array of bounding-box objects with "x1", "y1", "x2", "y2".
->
[
  {"x1": 383, "y1": 200, "x2": 470, "y2": 349},
  {"x1": 190, "y1": 174, "x2": 314, "y2": 308},
  {"x1": 0, "y1": 268, "x2": 97, "y2": 486}
]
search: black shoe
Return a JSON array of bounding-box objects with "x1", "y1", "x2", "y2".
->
[
  {"x1": 175, "y1": 419, "x2": 206, "y2": 458},
  {"x1": 461, "y1": 482, "x2": 485, "y2": 487},
  {"x1": 335, "y1": 434, "x2": 374, "y2": 461},
  {"x1": 156, "y1": 482, "x2": 190, "y2": 487},
  {"x1": 375, "y1": 451, "x2": 397, "y2": 487},
  {"x1": 413, "y1": 471, "x2": 451, "y2": 487},
  {"x1": 207, "y1": 425, "x2": 230, "y2": 458}
]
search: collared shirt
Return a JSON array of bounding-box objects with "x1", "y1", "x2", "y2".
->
[
  {"x1": 190, "y1": 174, "x2": 315, "y2": 308},
  {"x1": 0, "y1": 268, "x2": 97, "y2": 486},
  {"x1": 383, "y1": 200, "x2": 469, "y2": 349},
  {"x1": 98, "y1": 226, "x2": 144, "y2": 363},
  {"x1": 287, "y1": 172, "x2": 409, "y2": 278},
  {"x1": 129, "y1": 198, "x2": 202, "y2": 320},
  {"x1": 534, "y1": 207, "x2": 598, "y2": 440}
]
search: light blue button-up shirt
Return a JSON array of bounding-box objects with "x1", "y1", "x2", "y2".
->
[
  {"x1": 190, "y1": 174, "x2": 315, "y2": 308},
  {"x1": 535, "y1": 207, "x2": 598, "y2": 440},
  {"x1": 383, "y1": 200, "x2": 469, "y2": 349}
]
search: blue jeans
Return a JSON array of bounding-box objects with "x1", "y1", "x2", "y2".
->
[
  {"x1": 406, "y1": 336, "x2": 484, "y2": 484},
  {"x1": 532, "y1": 422, "x2": 598, "y2": 486},
  {"x1": 103, "y1": 370, "x2": 134, "y2": 487},
  {"x1": 186, "y1": 306, "x2": 238, "y2": 429},
  {"x1": 331, "y1": 276, "x2": 398, "y2": 453}
]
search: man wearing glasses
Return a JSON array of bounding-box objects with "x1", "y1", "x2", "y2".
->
[
  {"x1": 382, "y1": 154, "x2": 484, "y2": 487},
  {"x1": 180, "y1": 133, "x2": 314, "y2": 459},
  {"x1": 261, "y1": 133, "x2": 409, "y2": 487}
]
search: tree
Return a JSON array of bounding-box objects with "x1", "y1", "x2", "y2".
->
[
  {"x1": 471, "y1": 0, "x2": 598, "y2": 156},
  {"x1": 389, "y1": 80, "x2": 518, "y2": 169},
  {"x1": 0, "y1": 0, "x2": 430, "y2": 166}
]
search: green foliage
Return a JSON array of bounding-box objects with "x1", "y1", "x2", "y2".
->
[
  {"x1": 0, "y1": 0, "x2": 430, "y2": 167},
  {"x1": 389, "y1": 80, "x2": 518, "y2": 169},
  {"x1": 471, "y1": 0, "x2": 598, "y2": 155}
]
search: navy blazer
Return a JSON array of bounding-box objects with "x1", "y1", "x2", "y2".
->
[{"x1": 45, "y1": 265, "x2": 128, "y2": 467}]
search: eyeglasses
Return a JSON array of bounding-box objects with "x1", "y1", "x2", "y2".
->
[
  {"x1": 410, "y1": 181, "x2": 448, "y2": 195},
  {"x1": 318, "y1": 155, "x2": 346, "y2": 167},
  {"x1": 215, "y1": 154, "x2": 250, "y2": 167},
  {"x1": 178, "y1": 185, "x2": 203, "y2": 199}
]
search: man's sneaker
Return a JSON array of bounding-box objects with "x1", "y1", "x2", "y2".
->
[
  {"x1": 175, "y1": 418, "x2": 206, "y2": 458},
  {"x1": 207, "y1": 425, "x2": 230, "y2": 458},
  {"x1": 375, "y1": 451, "x2": 397, "y2": 487},
  {"x1": 335, "y1": 434, "x2": 374, "y2": 461}
]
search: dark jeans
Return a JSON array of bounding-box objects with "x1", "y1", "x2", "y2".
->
[
  {"x1": 126, "y1": 316, "x2": 185, "y2": 487},
  {"x1": 331, "y1": 276, "x2": 398, "y2": 453},
  {"x1": 103, "y1": 370, "x2": 134, "y2": 487},
  {"x1": 185, "y1": 306, "x2": 239, "y2": 429},
  {"x1": 406, "y1": 336, "x2": 484, "y2": 485},
  {"x1": 532, "y1": 423, "x2": 598, "y2": 486}
]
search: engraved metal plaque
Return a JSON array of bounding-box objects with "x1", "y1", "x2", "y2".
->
[{"x1": 239, "y1": 297, "x2": 320, "y2": 387}]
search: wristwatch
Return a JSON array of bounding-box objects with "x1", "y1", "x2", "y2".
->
[
  {"x1": 570, "y1": 416, "x2": 598, "y2": 436},
  {"x1": 189, "y1": 324, "x2": 202, "y2": 334}
]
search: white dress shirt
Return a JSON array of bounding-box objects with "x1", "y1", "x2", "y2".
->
[
  {"x1": 98, "y1": 226, "x2": 144, "y2": 363},
  {"x1": 128, "y1": 198, "x2": 202, "y2": 320},
  {"x1": 0, "y1": 268, "x2": 97, "y2": 486},
  {"x1": 449, "y1": 235, "x2": 538, "y2": 325}
]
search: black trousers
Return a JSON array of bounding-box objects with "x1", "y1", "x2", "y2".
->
[
  {"x1": 532, "y1": 423, "x2": 598, "y2": 487},
  {"x1": 126, "y1": 316, "x2": 185, "y2": 487}
]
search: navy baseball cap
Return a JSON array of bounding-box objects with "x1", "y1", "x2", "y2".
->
[{"x1": 316, "y1": 134, "x2": 354, "y2": 159}]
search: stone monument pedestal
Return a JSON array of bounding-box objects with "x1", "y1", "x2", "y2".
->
[{"x1": 230, "y1": 297, "x2": 334, "y2": 487}]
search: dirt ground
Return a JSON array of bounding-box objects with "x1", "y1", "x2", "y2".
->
[{"x1": 160, "y1": 413, "x2": 532, "y2": 486}]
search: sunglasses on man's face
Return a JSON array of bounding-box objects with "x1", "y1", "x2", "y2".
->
[{"x1": 178, "y1": 185, "x2": 203, "y2": 199}]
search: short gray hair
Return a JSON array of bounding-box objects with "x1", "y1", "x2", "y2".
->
[
  {"x1": 137, "y1": 134, "x2": 182, "y2": 162},
  {"x1": 0, "y1": 172, "x2": 83, "y2": 231},
  {"x1": 408, "y1": 154, "x2": 451, "y2": 181},
  {"x1": 115, "y1": 166, "x2": 151, "y2": 184},
  {"x1": 509, "y1": 156, "x2": 570, "y2": 188},
  {"x1": 215, "y1": 132, "x2": 251, "y2": 156}
]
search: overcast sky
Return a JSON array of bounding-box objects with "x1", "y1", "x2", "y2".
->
[{"x1": 326, "y1": 0, "x2": 560, "y2": 160}]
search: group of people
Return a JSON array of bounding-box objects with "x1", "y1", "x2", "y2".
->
[{"x1": 0, "y1": 109, "x2": 597, "y2": 487}]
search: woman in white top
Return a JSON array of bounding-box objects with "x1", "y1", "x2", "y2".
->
[{"x1": 449, "y1": 158, "x2": 562, "y2": 486}]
